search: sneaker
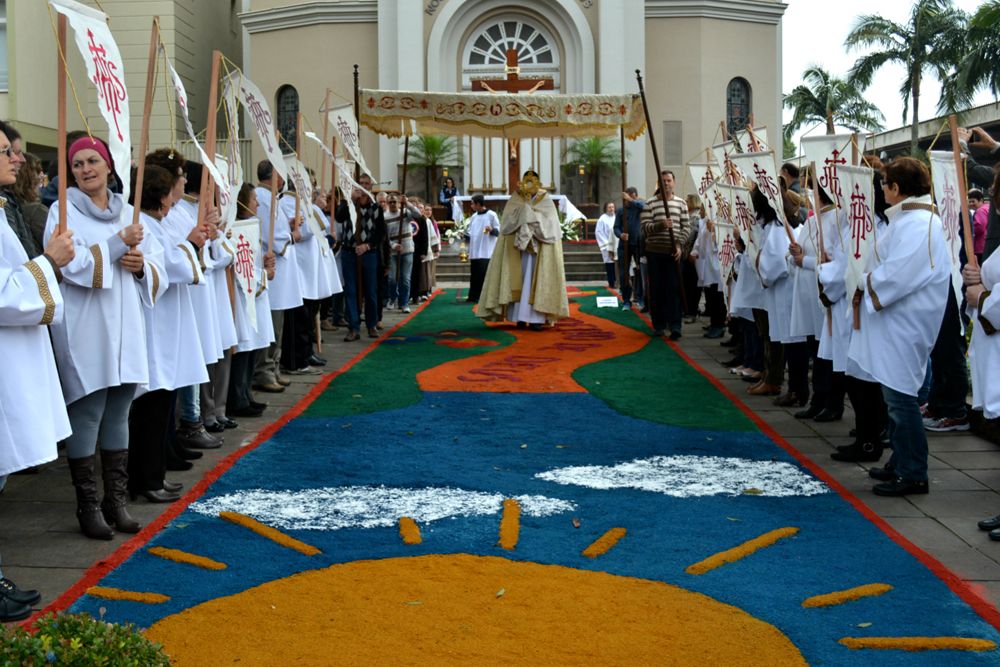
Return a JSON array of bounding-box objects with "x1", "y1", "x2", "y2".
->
[
  {"x1": 924, "y1": 416, "x2": 970, "y2": 432},
  {"x1": 620, "y1": 304, "x2": 632, "y2": 311},
  {"x1": 387, "y1": 299, "x2": 397, "y2": 310},
  {"x1": 402, "y1": 306, "x2": 412, "y2": 313},
  {"x1": 287, "y1": 366, "x2": 322, "y2": 375}
]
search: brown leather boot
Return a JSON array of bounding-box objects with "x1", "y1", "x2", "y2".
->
[
  {"x1": 68, "y1": 455, "x2": 114, "y2": 540},
  {"x1": 100, "y1": 450, "x2": 141, "y2": 534}
]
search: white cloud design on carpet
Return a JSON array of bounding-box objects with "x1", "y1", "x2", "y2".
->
[
  {"x1": 535, "y1": 455, "x2": 829, "y2": 498},
  {"x1": 190, "y1": 486, "x2": 575, "y2": 531}
]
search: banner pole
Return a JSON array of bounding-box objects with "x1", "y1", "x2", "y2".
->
[
  {"x1": 949, "y1": 115, "x2": 978, "y2": 270},
  {"x1": 57, "y1": 13, "x2": 68, "y2": 234}
]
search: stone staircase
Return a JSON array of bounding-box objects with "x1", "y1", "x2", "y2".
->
[{"x1": 436, "y1": 238, "x2": 609, "y2": 284}]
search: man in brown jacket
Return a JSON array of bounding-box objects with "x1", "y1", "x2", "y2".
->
[{"x1": 641, "y1": 169, "x2": 690, "y2": 339}]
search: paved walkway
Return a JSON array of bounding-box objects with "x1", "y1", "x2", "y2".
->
[{"x1": 2, "y1": 286, "x2": 999, "y2": 618}]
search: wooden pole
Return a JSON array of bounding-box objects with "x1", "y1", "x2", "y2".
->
[
  {"x1": 619, "y1": 125, "x2": 630, "y2": 293},
  {"x1": 635, "y1": 69, "x2": 688, "y2": 316},
  {"x1": 293, "y1": 112, "x2": 302, "y2": 228},
  {"x1": 949, "y1": 115, "x2": 978, "y2": 270},
  {"x1": 810, "y1": 161, "x2": 833, "y2": 335},
  {"x1": 353, "y1": 64, "x2": 363, "y2": 316},
  {"x1": 851, "y1": 132, "x2": 859, "y2": 167},
  {"x1": 320, "y1": 88, "x2": 331, "y2": 197},
  {"x1": 330, "y1": 135, "x2": 338, "y2": 210},
  {"x1": 269, "y1": 132, "x2": 280, "y2": 254},
  {"x1": 57, "y1": 13, "x2": 68, "y2": 234},
  {"x1": 197, "y1": 50, "x2": 222, "y2": 227},
  {"x1": 130, "y1": 19, "x2": 159, "y2": 235}
]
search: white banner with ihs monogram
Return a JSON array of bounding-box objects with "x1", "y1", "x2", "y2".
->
[
  {"x1": 230, "y1": 217, "x2": 261, "y2": 330},
  {"x1": 929, "y1": 151, "x2": 965, "y2": 311},
  {"x1": 837, "y1": 165, "x2": 878, "y2": 299},
  {"x1": 328, "y1": 103, "x2": 374, "y2": 181},
  {"x1": 801, "y1": 134, "x2": 865, "y2": 207},
  {"x1": 729, "y1": 151, "x2": 785, "y2": 226},
  {"x1": 223, "y1": 70, "x2": 288, "y2": 181},
  {"x1": 50, "y1": 0, "x2": 132, "y2": 208}
]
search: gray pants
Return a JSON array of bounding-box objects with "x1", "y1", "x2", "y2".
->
[
  {"x1": 200, "y1": 349, "x2": 233, "y2": 424},
  {"x1": 253, "y1": 309, "x2": 285, "y2": 385},
  {"x1": 64, "y1": 385, "x2": 136, "y2": 459}
]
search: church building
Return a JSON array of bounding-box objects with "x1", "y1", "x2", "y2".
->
[{"x1": 241, "y1": 0, "x2": 786, "y2": 200}]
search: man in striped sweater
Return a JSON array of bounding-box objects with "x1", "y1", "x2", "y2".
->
[{"x1": 640, "y1": 169, "x2": 690, "y2": 339}]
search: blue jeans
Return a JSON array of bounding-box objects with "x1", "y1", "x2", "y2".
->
[
  {"x1": 341, "y1": 248, "x2": 380, "y2": 332},
  {"x1": 388, "y1": 252, "x2": 414, "y2": 307},
  {"x1": 882, "y1": 385, "x2": 929, "y2": 482},
  {"x1": 178, "y1": 384, "x2": 200, "y2": 423}
]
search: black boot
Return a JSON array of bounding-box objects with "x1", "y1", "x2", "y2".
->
[
  {"x1": 830, "y1": 441, "x2": 883, "y2": 462},
  {"x1": 68, "y1": 455, "x2": 114, "y2": 540},
  {"x1": 794, "y1": 403, "x2": 824, "y2": 420},
  {"x1": 99, "y1": 450, "x2": 141, "y2": 534}
]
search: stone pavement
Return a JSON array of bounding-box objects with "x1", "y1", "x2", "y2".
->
[{"x1": 3, "y1": 286, "x2": 999, "y2": 620}]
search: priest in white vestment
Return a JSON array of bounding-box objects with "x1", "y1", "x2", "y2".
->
[
  {"x1": 848, "y1": 158, "x2": 950, "y2": 496},
  {"x1": 477, "y1": 171, "x2": 569, "y2": 328}
]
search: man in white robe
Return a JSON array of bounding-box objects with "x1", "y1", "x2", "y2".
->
[
  {"x1": 849, "y1": 158, "x2": 951, "y2": 496},
  {"x1": 0, "y1": 127, "x2": 75, "y2": 620},
  {"x1": 465, "y1": 194, "x2": 499, "y2": 303}
]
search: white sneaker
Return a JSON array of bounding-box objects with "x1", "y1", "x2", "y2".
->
[
  {"x1": 402, "y1": 306, "x2": 412, "y2": 313},
  {"x1": 387, "y1": 299, "x2": 397, "y2": 310}
]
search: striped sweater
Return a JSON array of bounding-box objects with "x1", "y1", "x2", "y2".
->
[{"x1": 640, "y1": 194, "x2": 690, "y2": 254}]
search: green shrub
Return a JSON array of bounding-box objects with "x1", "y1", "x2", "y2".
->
[{"x1": 0, "y1": 612, "x2": 170, "y2": 666}]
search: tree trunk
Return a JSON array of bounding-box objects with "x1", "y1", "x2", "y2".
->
[
  {"x1": 826, "y1": 109, "x2": 835, "y2": 134},
  {"x1": 910, "y1": 77, "x2": 921, "y2": 156}
]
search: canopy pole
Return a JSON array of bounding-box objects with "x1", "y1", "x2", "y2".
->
[
  {"x1": 619, "y1": 125, "x2": 630, "y2": 295},
  {"x1": 353, "y1": 64, "x2": 363, "y2": 317},
  {"x1": 396, "y1": 135, "x2": 409, "y2": 292},
  {"x1": 636, "y1": 69, "x2": 687, "y2": 316}
]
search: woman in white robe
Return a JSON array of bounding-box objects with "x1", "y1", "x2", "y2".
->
[
  {"x1": 729, "y1": 224, "x2": 766, "y2": 383},
  {"x1": 814, "y1": 192, "x2": 850, "y2": 422},
  {"x1": 44, "y1": 136, "x2": 167, "y2": 540},
  {"x1": 848, "y1": 157, "x2": 951, "y2": 496},
  {"x1": 0, "y1": 126, "x2": 76, "y2": 621},
  {"x1": 595, "y1": 202, "x2": 617, "y2": 288},
  {"x1": 228, "y1": 184, "x2": 276, "y2": 418},
  {"x1": 128, "y1": 164, "x2": 208, "y2": 504}
]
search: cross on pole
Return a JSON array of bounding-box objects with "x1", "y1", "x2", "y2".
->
[{"x1": 470, "y1": 48, "x2": 554, "y2": 193}]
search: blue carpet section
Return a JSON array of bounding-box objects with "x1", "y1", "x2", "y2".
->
[{"x1": 72, "y1": 392, "x2": 1000, "y2": 664}]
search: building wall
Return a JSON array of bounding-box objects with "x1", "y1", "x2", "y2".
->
[{"x1": 3, "y1": 0, "x2": 240, "y2": 161}]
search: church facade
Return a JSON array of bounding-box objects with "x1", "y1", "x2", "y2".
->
[{"x1": 242, "y1": 0, "x2": 786, "y2": 200}]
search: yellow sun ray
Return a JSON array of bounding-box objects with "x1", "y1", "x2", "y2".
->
[
  {"x1": 686, "y1": 527, "x2": 799, "y2": 575},
  {"x1": 498, "y1": 498, "x2": 521, "y2": 550},
  {"x1": 839, "y1": 637, "x2": 997, "y2": 652},
  {"x1": 802, "y1": 583, "x2": 892, "y2": 608},
  {"x1": 87, "y1": 586, "x2": 170, "y2": 604},
  {"x1": 219, "y1": 511, "x2": 321, "y2": 556},
  {"x1": 398, "y1": 517, "x2": 422, "y2": 545},
  {"x1": 582, "y1": 527, "x2": 627, "y2": 558},
  {"x1": 148, "y1": 547, "x2": 228, "y2": 571}
]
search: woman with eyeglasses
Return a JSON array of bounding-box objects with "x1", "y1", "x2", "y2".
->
[{"x1": 43, "y1": 136, "x2": 167, "y2": 540}]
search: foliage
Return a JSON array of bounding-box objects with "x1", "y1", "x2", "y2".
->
[
  {"x1": 783, "y1": 66, "x2": 885, "y2": 139},
  {"x1": 782, "y1": 134, "x2": 797, "y2": 159},
  {"x1": 405, "y1": 135, "x2": 464, "y2": 201},
  {"x1": 563, "y1": 137, "x2": 622, "y2": 204},
  {"x1": 559, "y1": 210, "x2": 580, "y2": 241},
  {"x1": 443, "y1": 216, "x2": 470, "y2": 245},
  {"x1": 956, "y1": 1, "x2": 1000, "y2": 102},
  {"x1": 845, "y1": 0, "x2": 969, "y2": 154},
  {"x1": 0, "y1": 612, "x2": 171, "y2": 666}
]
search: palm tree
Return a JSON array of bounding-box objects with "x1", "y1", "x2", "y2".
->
[
  {"x1": 563, "y1": 137, "x2": 621, "y2": 204},
  {"x1": 956, "y1": 1, "x2": 1000, "y2": 103},
  {"x1": 845, "y1": 0, "x2": 969, "y2": 155},
  {"x1": 783, "y1": 66, "x2": 885, "y2": 139},
  {"x1": 406, "y1": 135, "x2": 463, "y2": 201}
]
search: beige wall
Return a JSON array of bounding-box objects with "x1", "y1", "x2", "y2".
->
[
  {"x1": 643, "y1": 16, "x2": 780, "y2": 197},
  {"x1": 4, "y1": 0, "x2": 240, "y2": 160},
  {"x1": 246, "y1": 21, "x2": 379, "y2": 180}
]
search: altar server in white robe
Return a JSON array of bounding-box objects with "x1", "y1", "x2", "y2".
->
[
  {"x1": 788, "y1": 205, "x2": 827, "y2": 418},
  {"x1": 228, "y1": 183, "x2": 276, "y2": 418},
  {"x1": 253, "y1": 160, "x2": 301, "y2": 390},
  {"x1": 966, "y1": 251, "x2": 1000, "y2": 537},
  {"x1": 849, "y1": 157, "x2": 950, "y2": 496},
  {"x1": 746, "y1": 188, "x2": 786, "y2": 397},
  {"x1": 149, "y1": 152, "x2": 220, "y2": 453},
  {"x1": 465, "y1": 193, "x2": 500, "y2": 302},
  {"x1": 757, "y1": 207, "x2": 803, "y2": 405},
  {"x1": 595, "y1": 202, "x2": 617, "y2": 287},
  {"x1": 814, "y1": 188, "x2": 849, "y2": 423},
  {"x1": 128, "y1": 164, "x2": 208, "y2": 505},
  {"x1": 690, "y1": 215, "x2": 726, "y2": 338},
  {"x1": 0, "y1": 128, "x2": 76, "y2": 621},
  {"x1": 44, "y1": 136, "x2": 167, "y2": 540},
  {"x1": 729, "y1": 228, "x2": 766, "y2": 383}
]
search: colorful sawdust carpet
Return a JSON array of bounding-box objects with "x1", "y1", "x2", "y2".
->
[{"x1": 52, "y1": 289, "x2": 1000, "y2": 665}]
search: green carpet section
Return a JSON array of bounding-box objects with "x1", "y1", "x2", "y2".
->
[
  {"x1": 571, "y1": 288, "x2": 757, "y2": 433},
  {"x1": 305, "y1": 293, "x2": 516, "y2": 418}
]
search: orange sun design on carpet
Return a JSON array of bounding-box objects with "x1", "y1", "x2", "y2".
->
[{"x1": 417, "y1": 303, "x2": 647, "y2": 393}]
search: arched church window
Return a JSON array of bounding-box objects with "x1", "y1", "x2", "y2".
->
[
  {"x1": 726, "y1": 78, "x2": 751, "y2": 136},
  {"x1": 461, "y1": 18, "x2": 560, "y2": 90},
  {"x1": 276, "y1": 84, "x2": 298, "y2": 153}
]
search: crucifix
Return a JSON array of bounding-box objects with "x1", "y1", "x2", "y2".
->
[{"x1": 470, "y1": 48, "x2": 554, "y2": 193}]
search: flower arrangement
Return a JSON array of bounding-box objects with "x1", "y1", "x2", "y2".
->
[{"x1": 0, "y1": 612, "x2": 171, "y2": 665}]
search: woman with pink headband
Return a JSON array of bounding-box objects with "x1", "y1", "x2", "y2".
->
[{"x1": 43, "y1": 136, "x2": 166, "y2": 540}]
